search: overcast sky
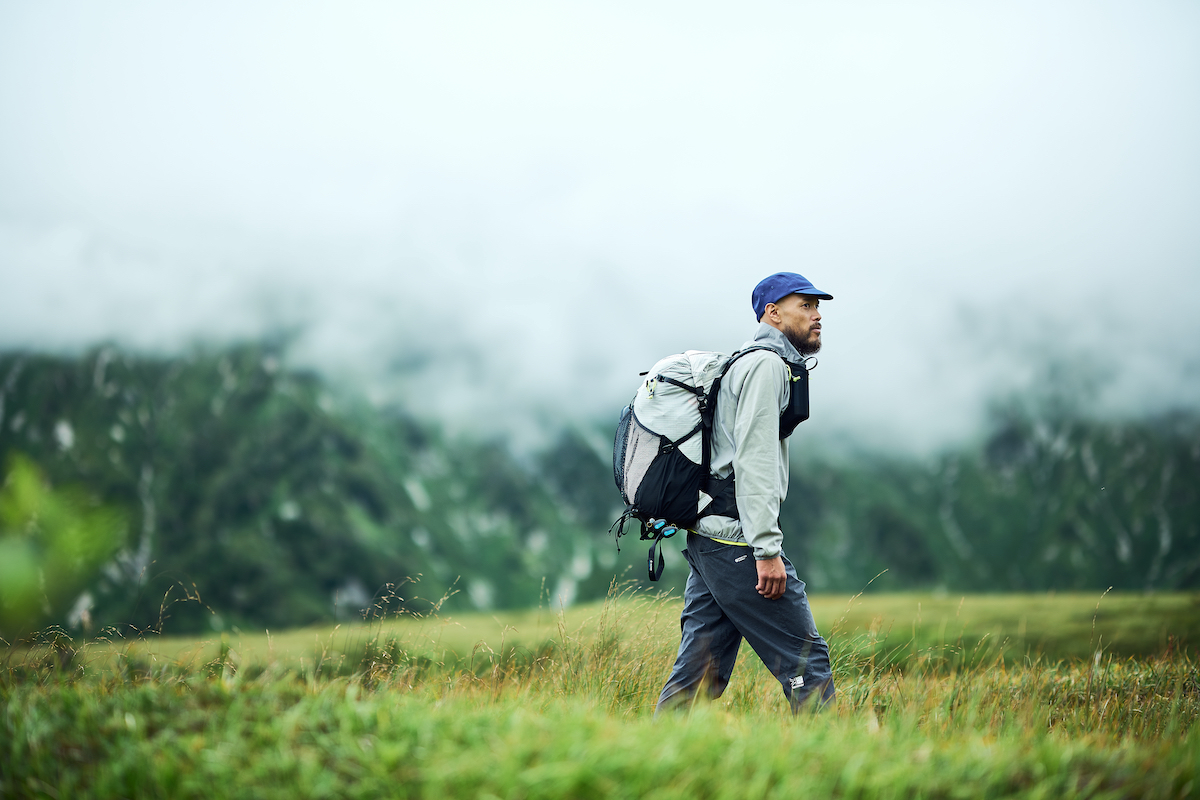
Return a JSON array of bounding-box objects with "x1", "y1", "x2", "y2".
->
[{"x1": 2, "y1": 1, "x2": 1198, "y2": 453}]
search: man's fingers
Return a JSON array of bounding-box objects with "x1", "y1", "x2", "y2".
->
[
  {"x1": 755, "y1": 556, "x2": 787, "y2": 599},
  {"x1": 756, "y1": 576, "x2": 785, "y2": 599}
]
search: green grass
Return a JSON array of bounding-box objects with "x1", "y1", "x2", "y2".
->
[
  {"x1": 36, "y1": 589, "x2": 1198, "y2": 675},
  {"x1": 3, "y1": 589, "x2": 1199, "y2": 798}
]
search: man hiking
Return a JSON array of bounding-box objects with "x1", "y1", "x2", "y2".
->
[{"x1": 655, "y1": 271, "x2": 836, "y2": 713}]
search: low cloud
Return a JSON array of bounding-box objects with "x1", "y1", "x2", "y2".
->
[{"x1": 1, "y1": 1, "x2": 1198, "y2": 452}]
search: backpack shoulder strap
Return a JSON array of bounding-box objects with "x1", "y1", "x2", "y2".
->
[{"x1": 698, "y1": 345, "x2": 780, "y2": 477}]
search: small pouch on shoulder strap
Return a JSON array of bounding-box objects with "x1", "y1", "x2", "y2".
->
[{"x1": 779, "y1": 357, "x2": 814, "y2": 438}]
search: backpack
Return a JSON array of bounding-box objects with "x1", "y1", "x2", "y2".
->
[{"x1": 611, "y1": 345, "x2": 812, "y2": 581}]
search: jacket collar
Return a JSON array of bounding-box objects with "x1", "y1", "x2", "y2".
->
[{"x1": 746, "y1": 322, "x2": 804, "y2": 364}]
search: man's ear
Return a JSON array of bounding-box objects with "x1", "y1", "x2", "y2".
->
[{"x1": 763, "y1": 302, "x2": 779, "y2": 323}]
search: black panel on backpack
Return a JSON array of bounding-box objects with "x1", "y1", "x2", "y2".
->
[{"x1": 632, "y1": 444, "x2": 706, "y2": 528}]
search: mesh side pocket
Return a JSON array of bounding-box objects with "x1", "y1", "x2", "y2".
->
[
  {"x1": 617, "y1": 412, "x2": 664, "y2": 508},
  {"x1": 614, "y1": 405, "x2": 633, "y2": 492}
]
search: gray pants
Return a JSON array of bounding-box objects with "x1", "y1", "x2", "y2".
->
[{"x1": 656, "y1": 532, "x2": 835, "y2": 713}]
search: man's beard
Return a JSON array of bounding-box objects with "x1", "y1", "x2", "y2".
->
[{"x1": 785, "y1": 326, "x2": 822, "y2": 356}]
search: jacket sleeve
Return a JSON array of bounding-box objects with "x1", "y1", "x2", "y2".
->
[{"x1": 730, "y1": 353, "x2": 789, "y2": 559}]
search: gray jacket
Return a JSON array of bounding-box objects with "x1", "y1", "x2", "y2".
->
[{"x1": 693, "y1": 323, "x2": 804, "y2": 560}]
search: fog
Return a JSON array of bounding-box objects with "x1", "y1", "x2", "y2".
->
[{"x1": 2, "y1": 1, "x2": 1198, "y2": 452}]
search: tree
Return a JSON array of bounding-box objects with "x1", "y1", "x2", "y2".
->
[{"x1": 0, "y1": 454, "x2": 127, "y2": 642}]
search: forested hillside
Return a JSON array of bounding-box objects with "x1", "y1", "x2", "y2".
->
[
  {"x1": 0, "y1": 346, "x2": 615, "y2": 639},
  {"x1": 2, "y1": 344, "x2": 1198, "y2": 640},
  {"x1": 782, "y1": 409, "x2": 1200, "y2": 593}
]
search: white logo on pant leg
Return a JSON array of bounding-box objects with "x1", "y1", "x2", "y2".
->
[
  {"x1": 789, "y1": 675, "x2": 804, "y2": 690},
  {"x1": 734, "y1": 555, "x2": 748, "y2": 563}
]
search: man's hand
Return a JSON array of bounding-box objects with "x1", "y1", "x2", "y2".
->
[{"x1": 755, "y1": 556, "x2": 787, "y2": 600}]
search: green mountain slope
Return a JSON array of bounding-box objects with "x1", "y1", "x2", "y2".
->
[
  {"x1": 2, "y1": 344, "x2": 1198, "y2": 639},
  {"x1": 0, "y1": 345, "x2": 613, "y2": 638}
]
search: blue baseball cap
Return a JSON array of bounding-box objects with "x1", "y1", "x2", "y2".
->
[{"x1": 752, "y1": 272, "x2": 833, "y2": 320}]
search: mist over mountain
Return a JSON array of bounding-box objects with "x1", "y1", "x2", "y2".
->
[
  {"x1": 4, "y1": 219, "x2": 1198, "y2": 456},
  {"x1": 2, "y1": 1, "x2": 1199, "y2": 454}
]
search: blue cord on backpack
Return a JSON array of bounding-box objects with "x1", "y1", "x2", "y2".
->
[
  {"x1": 646, "y1": 520, "x2": 680, "y2": 581},
  {"x1": 649, "y1": 519, "x2": 678, "y2": 537}
]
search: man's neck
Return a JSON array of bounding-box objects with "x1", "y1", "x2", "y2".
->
[{"x1": 751, "y1": 322, "x2": 803, "y2": 363}]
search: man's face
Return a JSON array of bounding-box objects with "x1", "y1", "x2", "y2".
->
[{"x1": 764, "y1": 293, "x2": 822, "y2": 355}]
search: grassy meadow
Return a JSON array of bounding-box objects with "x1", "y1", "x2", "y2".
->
[{"x1": 3, "y1": 588, "x2": 1199, "y2": 798}]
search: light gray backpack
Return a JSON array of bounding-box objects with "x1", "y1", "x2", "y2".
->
[{"x1": 612, "y1": 346, "x2": 798, "y2": 580}]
